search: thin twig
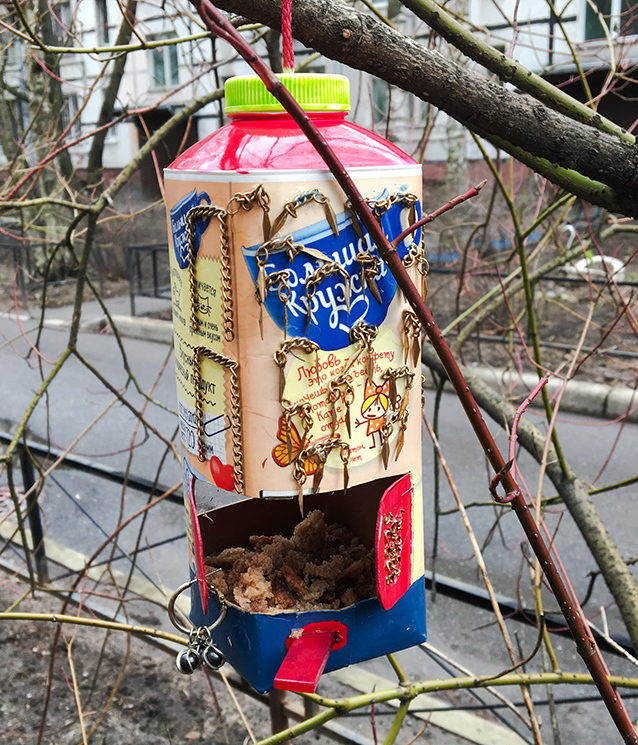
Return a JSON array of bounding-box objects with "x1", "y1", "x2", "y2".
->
[
  {"x1": 0, "y1": 611, "x2": 188, "y2": 646},
  {"x1": 420, "y1": 642, "x2": 531, "y2": 726},
  {"x1": 391, "y1": 180, "x2": 486, "y2": 248},
  {"x1": 423, "y1": 410, "x2": 541, "y2": 736}
]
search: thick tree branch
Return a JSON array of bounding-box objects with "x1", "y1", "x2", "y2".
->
[
  {"x1": 215, "y1": 0, "x2": 638, "y2": 217},
  {"x1": 86, "y1": 1, "x2": 138, "y2": 185},
  {"x1": 400, "y1": 0, "x2": 634, "y2": 145}
]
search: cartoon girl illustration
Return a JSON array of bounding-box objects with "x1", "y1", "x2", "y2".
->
[{"x1": 355, "y1": 378, "x2": 392, "y2": 448}]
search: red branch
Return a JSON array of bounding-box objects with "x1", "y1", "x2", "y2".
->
[
  {"x1": 509, "y1": 375, "x2": 549, "y2": 477},
  {"x1": 391, "y1": 179, "x2": 486, "y2": 249},
  {"x1": 189, "y1": 2, "x2": 638, "y2": 741}
]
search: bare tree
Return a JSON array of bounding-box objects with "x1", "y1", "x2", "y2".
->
[{"x1": 1, "y1": 1, "x2": 638, "y2": 743}]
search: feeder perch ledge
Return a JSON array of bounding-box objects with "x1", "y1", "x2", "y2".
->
[{"x1": 274, "y1": 621, "x2": 348, "y2": 693}]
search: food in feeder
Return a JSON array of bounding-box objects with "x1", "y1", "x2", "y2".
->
[{"x1": 204, "y1": 510, "x2": 375, "y2": 612}]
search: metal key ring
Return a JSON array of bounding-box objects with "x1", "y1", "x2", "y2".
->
[{"x1": 167, "y1": 578, "x2": 227, "y2": 636}]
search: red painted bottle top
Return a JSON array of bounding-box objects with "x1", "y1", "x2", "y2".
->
[
  {"x1": 167, "y1": 73, "x2": 418, "y2": 172},
  {"x1": 168, "y1": 114, "x2": 417, "y2": 172}
]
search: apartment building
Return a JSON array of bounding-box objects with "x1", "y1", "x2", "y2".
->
[{"x1": 2, "y1": 0, "x2": 636, "y2": 184}]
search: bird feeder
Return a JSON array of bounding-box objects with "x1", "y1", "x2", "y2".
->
[{"x1": 164, "y1": 73, "x2": 427, "y2": 693}]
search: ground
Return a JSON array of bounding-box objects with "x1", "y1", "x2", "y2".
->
[
  {"x1": 0, "y1": 573, "x2": 475, "y2": 745},
  {"x1": 0, "y1": 276, "x2": 131, "y2": 314},
  {"x1": 0, "y1": 572, "x2": 342, "y2": 745},
  {"x1": 424, "y1": 248, "x2": 638, "y2": 389}
]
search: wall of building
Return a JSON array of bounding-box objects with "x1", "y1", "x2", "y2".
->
[{"x1": 3, "y1": 1, "x2": 636, "y2": 183}]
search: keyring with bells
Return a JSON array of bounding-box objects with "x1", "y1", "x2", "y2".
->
[{"x1": 168, "y1": 578, "x2": 227, "y2": 675}]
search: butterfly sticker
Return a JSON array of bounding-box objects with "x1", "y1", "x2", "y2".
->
[{"x1": 272, "y1": 415, "x2": 318, "y2": 475}]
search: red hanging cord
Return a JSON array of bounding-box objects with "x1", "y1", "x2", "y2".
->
[{"x1": 281, "y1": 0, "x2": 294, "y2": 71}]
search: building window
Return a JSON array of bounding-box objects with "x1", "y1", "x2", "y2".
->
[
  {"x1": 51, "y1": 1, "x2": 72, "y2": 45},
  {"x1": 619, "y1": 0, "x2": 638, "y2": 34},
  {"x1": 585, "y1": 0, "x2": 638, "y2": 39},
  {"x1": 150, "y1": 32, "x2": 179, "y2": 88},
  {"x1": 61, "y1": 94, "x2": 81, "y2": 139},
  {"x1": 95, "y1": 0, "x2": 109, "y2": 45}
]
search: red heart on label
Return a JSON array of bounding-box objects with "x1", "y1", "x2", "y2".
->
[{"x1": 209, "y1": 456, "x2": 235, "y2": 491}]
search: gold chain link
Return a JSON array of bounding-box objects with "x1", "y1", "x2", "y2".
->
[
  {"x1": 185, "y1": 206, "x2": 230, "y2": 337},
  {"x1": 226, "y1": 184, "x2": 271, "y2": 241},
  {"x1": 273, "y1": 337, "x2": 320, "y2": 369},
  {"x1": 270, "y1": 189, "x2": 339, "y2": 238},
  {"x1": 192, "y1": 345, "x2": 244, "y2": 493}
]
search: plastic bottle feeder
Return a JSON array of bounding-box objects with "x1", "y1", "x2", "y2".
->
[{"x1": 164, "y1": 74, "x2": 427, "y2": 693}]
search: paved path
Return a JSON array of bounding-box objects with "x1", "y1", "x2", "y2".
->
[{"x1": 2, "y1": 294, "x2": 638, "y2": 743}]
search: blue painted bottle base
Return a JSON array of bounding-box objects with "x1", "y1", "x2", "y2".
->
[{"x1": 189, "y1": 574, "x2": 427, "y2": 694}]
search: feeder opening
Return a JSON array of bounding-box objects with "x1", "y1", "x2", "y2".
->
[{"x1": 204, "y1": 509, "x2": 375, "y2": 613}]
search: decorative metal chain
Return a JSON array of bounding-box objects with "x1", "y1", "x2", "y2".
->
[
  {"x1": 273, "y1": 337, "x2": 321, "y2": 363},
  {"x1": 348, "y1": 321, "x2": 379, "y2": 346},
  {"x1": 346, "y1": 190, "x2": 419, "y2": 238},
  {"x1": 355, "y1": 251, "x2": 382, "y2": 303},
  {"x1": 305, "y1": 261, "x2": 351, "y2": 332},
  {"x1": 402, "y1": 309, "x2": 423, "y2": 368},
  {"x1": 297, "y1": 435, "x2": 350, "y2": 495},
  {"x1": 381, "y1": 365, "x2": 415, "y2": 408},
  {"x1": 225, "y1": 185, "x2": 274, "y2": 338},
  {"x1": 379, "y1": 366, "x2": 415, "y2": 467},
  {"x1": 265, "y1": 269, "x2": 291, "y2": 292},
  {"x1": 226, "y1": 184, "x2": 271, "y2": 241},
  {"x1": 367, "y1": 191, "x2": 418, "y2": 222},
  {"x1": 327, "y1": 373, "x2": 355, "y2": 437},
  {"x1": 192, "y1": 345, "x2": 244, "y2": 493},
  {"x1": 344, "y1": 322, "x2": 379, "y2": 378},
  {"x1": 281, "y1": 398, "x2": 314, "y2": 463},
  {"x1": 273, "y1": 337, "x2": 321, "y2": 398},
  {"x1": 260, "y1": 235, "x2": 296, "y2": 261},
  {"x1": 355, "y1": 252, "x2": 380, "y2": 270},
  {"x1": 255, "y1": 233, "x2": 333, "y2": 266},
  {"x1": 270, "y1": 189, "x2": 339, "y2": 238},
  {"x1": 250, "y1": 269, "x2": 291, "y2": 339},
  {"x1": 420, "y1": 253, "x2": 430, "y2": 301},
  {"x1": 185, "y1": 206, "x2": 232, "y2": 338},
  {"x1": 402, "y1": 239, "x2": 429, "y2": 300},
  {"x1": 217, "y1": 212, "x2": 234, "y2": 341},
  {"x1": 284, "y1": 399, "x2": 314, "y2": 515},
  {"x1": 401, "y1": 239, "x2": 424, "y2": 268},
  {"x1": 327, "y1": 374, "x2": 354, "y2": 402}
]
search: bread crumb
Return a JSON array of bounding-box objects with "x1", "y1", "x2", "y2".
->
[{"x1": 205, "y1": 510, "x2": 375, "y2": 612}]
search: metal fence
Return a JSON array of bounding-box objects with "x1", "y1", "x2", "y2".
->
[
  {"x1": 128, "y1": 243, "x2": 170, "y2": 316},
  {"x1": 0, "y1": 242, "x2": 33, "y2": 296}
]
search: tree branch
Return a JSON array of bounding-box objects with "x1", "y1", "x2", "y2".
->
[
  {"x1": 86, "y1": 0, "x2": 138, "y2": 184},
  {"x1": 213, "y1": 0, "x2": 638, "y2": 217},
  {"x1": 399, "y1": 0, "x2": 634, "y2": 144}
]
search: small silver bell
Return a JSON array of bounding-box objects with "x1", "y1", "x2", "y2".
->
[
  {"x1": 176, "y1": 647, "x2": 201, "y2": 674},
  {"x1": 199, "y1": 643, "x2": 225, "y2": 671}
]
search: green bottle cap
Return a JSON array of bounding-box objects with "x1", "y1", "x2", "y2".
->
[{"x1": 224, "y1": 73, "x2": 350, "y2": 114}]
